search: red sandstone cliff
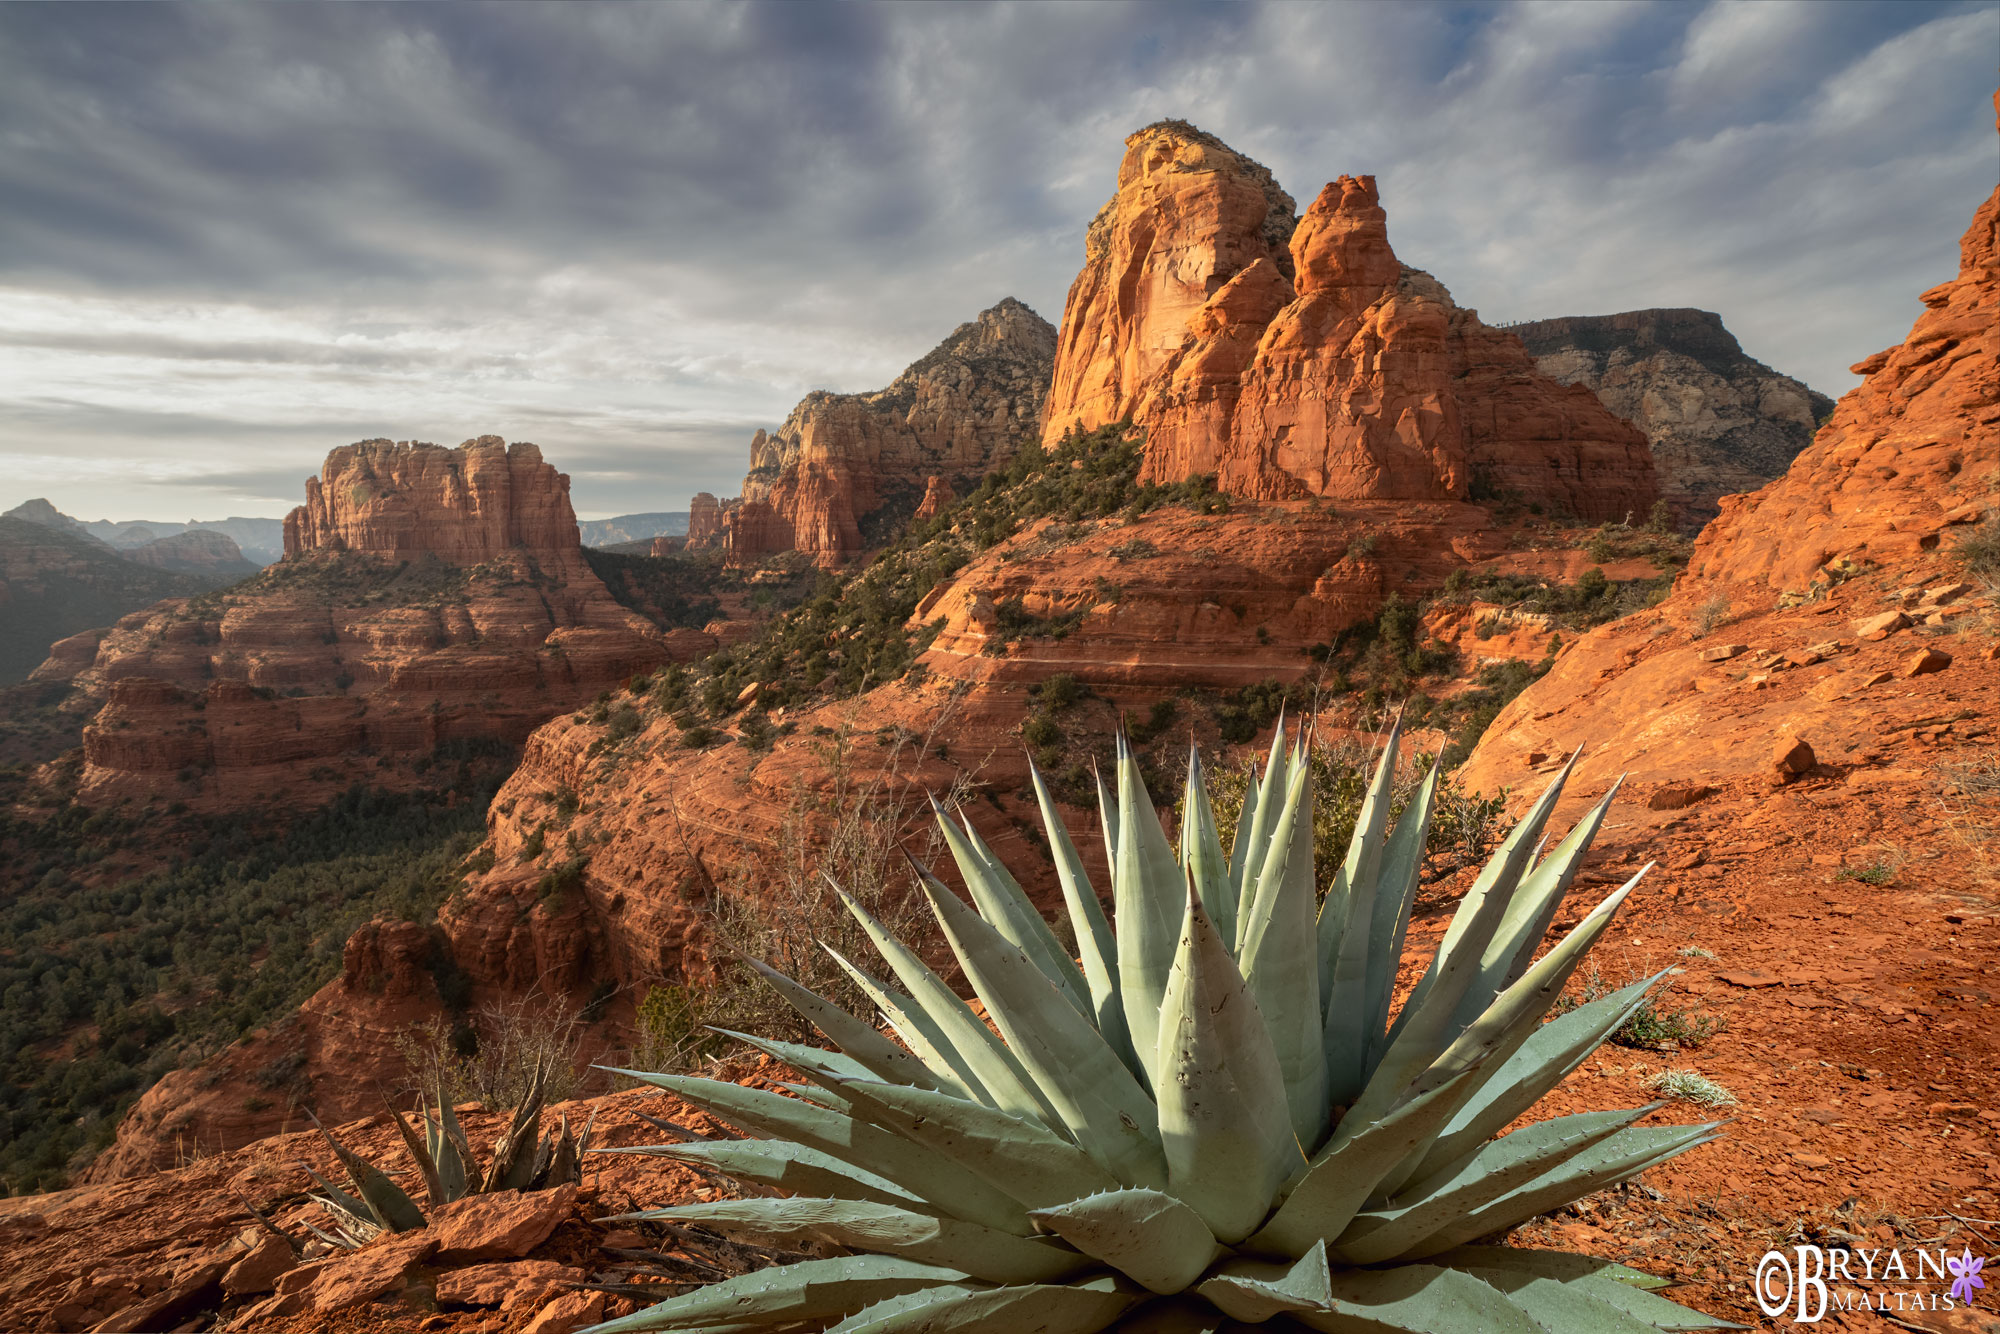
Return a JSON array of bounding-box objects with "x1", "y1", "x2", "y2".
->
[
  {"x1": 55, "y1": 437, "x2": 693, "y2": 810},
  {"x1": 1461, "y1": 123, "x2": 1998, "y2": 802},
  {"x1": 726, "y1": 298, "x2": 1056, "y2": 565},
  {"x1": 1044, "y1": 125, "x2": 1657, "y2": 523}
]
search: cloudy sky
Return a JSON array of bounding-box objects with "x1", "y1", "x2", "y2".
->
[{"x1": 2, "y1": 2, "x2": 1994, "y2": 522}]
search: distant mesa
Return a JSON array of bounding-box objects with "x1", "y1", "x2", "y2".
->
[
  {"x1": 1511, "y1": 308, "x2": 1834, "y2": 528},
  {"x1": 1040, "y1": 121, "x2": 1658, "y2": 523},
  {"x1": 701, "y1": 296, "x2": 1058, "y2": 567},
  {"x1": 0, "y1": 515, "x2": 209, "y2": 684},
  {"x1": 4, "y1": 498, "x2": 286, "y2": 566},
  {"x1": 578, "y1": 511, "x2": 689, "y2": 548},
  {"x1": 123, "y1": 528, "x2": 260, "y2": 579}
]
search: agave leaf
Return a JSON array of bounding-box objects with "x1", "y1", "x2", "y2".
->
[
  {"x1": 1029, "y1": 757, "x2": 1133, "y2": 1069},
  {"x1": 1411, "y1": 974, "x2": 1666, "y2": 1183},
  {"x1": 580, "y1": 1255, "x2": 972, "y2": 1334},
  {"x1": 1460, "y1": 1268, "x2": 1662, "y2": 1334},
  {"x1": 606, "y1": 1070, "x2": 1034, "y2": 1235},
  {"x1": 1228, "y1": 724, "x2": 1289, "y2": 956},
  {"x1": 637, "y1": 1137, "x2": 925, "y2": 1209},
  {"x1": 1317, "y1": 720, "x2": 1402, "y2": 1016},
  {"x1": 306, "y1": 1111, "x2": 428, "y2": 1233},
  {"x1": 1235, "y1": 755, "x2": 1330, "y2": 1149},
  {"x1": 1403, "y1": 1121, "x2": 1722, "y2": 1259},
  {"x1": 930, "y1": 808, "x2": 1094, "y2": 1019},
  {"x1": 482, "y1": 1062, "x2": 546, "y2": 1193},
  {"x1": 746, "y1": 957, "x2": 944, "y2": 1091},
  {"x1": 1154, "y1": 875, "x2": 1299, "y2": 1242},
  {"x1": 382, "y1": 1096, "x2": 447, "y2": 1211},
  {"x1": 1094, "y1": 758, "x2": 1121, "y2": 884},
  {"x1": 1333, "y1": 1104, "x2": 1657, "y2": 1264},
  {"x1": 1452, "y1": 781, "x2": 1625, "y2": 1030},
  {"x1": 298, "y1": 1160, "x2": 373, "y2": 1232},
  {"x1": 835, "y1": 887, "x2": 1058, "y2": 1125},
  {"x1": 1453, "y1": 1260, "x2": 1741, "y2": 1330},
  {"x1": 1385, "y1": 754, "x2": 1578, "y2": 1054},
  {"x1": 1114, "y1": 734, "x2": 1188, "y2": 1089},
  {"x1": 1029, "y1": 1188, "x2": 1219, "y2": 1296},
  {"x1": 699, "y1": 1025, "x2": 1125, "y2": 1209},
  {"x1": 830, "y1": 1069, "x2": 1126, "y2": 1211},
  {"x1": 432, "y1": 1098, "x2": 472, "y2": 1202},
  {"x1": 629, "y1": 1199, "x2": 1092, "y2": 1285},
  {"x1": 1425, "y1": 1244, "x2": 1673, "y2": 1290},
  {"x1": 1196, "y1": 1239, "x2": 1334, "y2": 1321},
  {"x1": 543, "y1": 1112, "x2": 579, "y2": 1189},
  {"x1": 821, "y1": 944, "x2": 985, "y2": 1105},
  {"x1": 1179, "y1": 746, "x2": 1234, "y2": 948},
  {"x1": 1327, "y1": 757, "x2": 1436, "y2": 1106},
  {"x1": 828, "y1": 1273, "x2": 1139, "y2": 1334},
  {"x1": 1247, "y1": 1064, "x2": 1486, "y2": 1257},
  {"x1": 1280, "y1": 1264, "x2": 1545, "y2": 1334},
  {"x1": 917, "y1": 877, "x2": 1167, "y2": 1190},
  {"x1": 1371, "y1": 872, "x2": 1647, "y2": 1200}
]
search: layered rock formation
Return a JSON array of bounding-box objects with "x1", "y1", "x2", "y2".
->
[
  {"x1": 728, "y1": 297, "x2": 1056, "y2": 565},
  {"x1": 1463, "y1": 119, "x2": 1998, "y2": 803},
  {"x1": 684, "y1": 492, "x2": 725, "y2": 549},
  {"x1": 1513, "y1": 309, "x2": 1833, "y2": 527},
  {"x1": 912, "y1": 474, "x2": 954, "y2": 523},
  {"x1": 1042, "y1": 125, "x2": 1658, "y2": 523},
  {"x1": 53, "y1": 437, "x2": 691, "y2": 810}
]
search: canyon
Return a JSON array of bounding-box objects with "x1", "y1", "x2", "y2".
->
[
  {"x1": 16, "y1": 111, "x2": 1998, "y2": 1334},
  {"x1": 42, "y1": 437, "x2": 692, "y2": 813}
]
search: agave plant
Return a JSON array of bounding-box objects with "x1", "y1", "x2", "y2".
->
[
  {"x1": 593, "y1": 721, "x2": 1733, "y2": 1332},
  {"x1": 297, "y1": 1066, "x2": 593, "y2": 1249}
]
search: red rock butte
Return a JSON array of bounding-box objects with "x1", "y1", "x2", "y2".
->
[{"x1": 1042, "y1": 121, "x2": 1658, "y2": 522}]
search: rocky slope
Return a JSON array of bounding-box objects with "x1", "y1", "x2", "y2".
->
[
  {"x1": 0, "y1": 516, "x2": 207, "y2": 684},
  {"x1": 1462, "y1": 118, "x2": 1998, "y2": 806},
  {"x1": 1513, "y1": 308, "x2": 1834, "y2": 528},
  {"x1": 725, "y1": 297, "x2": 1056, "y2": 565},
  {"x1": 48, "y1": 437, "x2": 691, "y2": 812},
  {"x1": 1042, "y1": 123, "x2": 1659, "y2": 523}
]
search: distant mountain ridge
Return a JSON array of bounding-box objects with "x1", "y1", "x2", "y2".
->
[
  {"x1": 0, "y1": 516, "x2": 209, "y2": 683},
  {"x1": 2, "y1": 498, "x2": 285, "y2": 566},
  {"x1": 578, "y1": 511, "x2": 688, "y2": 547}
]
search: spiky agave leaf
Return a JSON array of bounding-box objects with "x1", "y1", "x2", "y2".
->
[{"x1": 588, "y1": 729, "x2": 1726, "y2": 1334}]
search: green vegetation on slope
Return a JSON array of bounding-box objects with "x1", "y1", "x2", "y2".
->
[{"x1": 0, "y1": 768, "x2": 502, "y2": 1194}]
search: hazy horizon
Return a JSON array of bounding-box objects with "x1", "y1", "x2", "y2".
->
[{"x1": 4, "y1": 1, "x2": 1995, "y2": 522}]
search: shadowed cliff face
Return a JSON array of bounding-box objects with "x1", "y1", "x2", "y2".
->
[
  {"x1": 1513, "y1": 309, "x2": 1834, "y2": 529},
  {"x1": 726, "y1": 297, "x2": 1058, "y2": 566},
  {"x1": 1043, "y1": 124, "x2": 1658, "y2": 525}
]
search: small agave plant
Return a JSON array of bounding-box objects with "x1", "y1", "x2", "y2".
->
[
  {"x1": 592, "y1": 721, "x2": 1735, "y2": 1332},
  {"x1": 297, "y1": 1067, "x2": 593, "y2": 1250}
]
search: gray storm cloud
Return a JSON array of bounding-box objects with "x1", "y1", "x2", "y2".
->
[{"x1": 0, "y1": 0, "x2": 1993, "y2": 519}]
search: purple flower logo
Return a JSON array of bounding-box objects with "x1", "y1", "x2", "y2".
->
[{"x1": 1949, "y1": 1247, "x2": 1987, "y2": 1306}]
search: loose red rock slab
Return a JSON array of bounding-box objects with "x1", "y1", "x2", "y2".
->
[
  {"x1": 1854, "y1": 609, "x2": 1912, "y2": 641},
  {"x1": 436, "y1": 1259, "x2": 587, "y2": 1309},
  {"x1": 430, "y1": 1185, "x2": 576, "y2": 1264},
  {"x1": 1647, "y1": 784, "x2": 1717, "y2": 811},
  {"x1": 1770, "y1": 733, "x2": 1816, "y2": 781},
  {"x1": 1717, "y1": 969, "x2": 1785, "y2": 988},
  {"x1": 1904, "y1": 646, "x2": 1954, "y2": 677},
  {"x1": 308, "y1": 1230, "x2": 438, "y2": 1313},
  {"x1": 521, "y1": 1289, "x2": 608, "y2": 1334},
  {"x1": 1698, "y1": 643, "x2": 1750, "y2": 662},
  {"x1": 221, "y1": 1229, "x2": 296, "y2": 1297}
]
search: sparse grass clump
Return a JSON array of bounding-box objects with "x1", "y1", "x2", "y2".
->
[
  {"x1": 1952, "y1": 512, "x2": 2000, "y2": 575},
  {"x1": 1649, "y1": 1068, "x2": 1738, "y2": 1108},
  {"x1": 1693, "y1": 593, "x2": 1731, "y2": 638}
]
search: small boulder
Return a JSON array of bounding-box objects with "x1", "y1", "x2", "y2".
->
[
  {"x1": 221, "y1": 1230, "x2": 296, "y2": 1297},
  {"x1": 1852, "y1": 610, "x2": 1910, "y2": 641},
  {"x1": 308, "y1": 1230, "x2": 438, "y2": 1313},
  {"x1": 432, "y1": 1185, "x2": 576, "y2": 1264},
  {"x1": 1697, "y1": 643, "x2": 1749, "y2": 663},
  {"x1": 1919, "y1": 581, "x2": 1972, "y2": 607},
  {"x1": 1770, "y1": 734, "x2": 1816, "y2": 785},
  {"x1": 1903, "y1": 647, "x2": 1953, "y2": 678},
  {"x1": 521, "y1": 1289, "x2": 608, "y2": 1334}
]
